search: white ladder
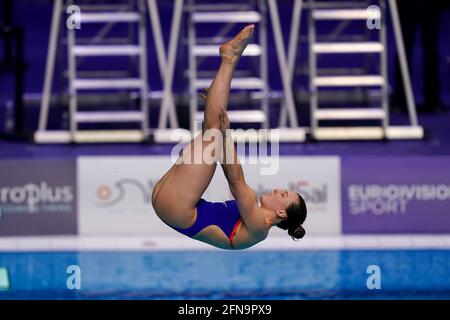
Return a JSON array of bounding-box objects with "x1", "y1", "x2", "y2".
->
[
  {"x1": 36, "y1": 0, "x2": 149, "y2": 143},
  {"x1": 308, "y1": 0, "x2": 390, "y2": 140},
  {"x1": 187, "y1": 0, "x2": 269, "y2": 134}
]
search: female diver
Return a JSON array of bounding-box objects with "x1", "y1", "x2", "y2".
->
[{"x1": 151, "y1": 25, "x2": 307, "y2": 250}]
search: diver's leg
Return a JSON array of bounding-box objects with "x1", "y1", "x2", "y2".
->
[
  {"x1": 203, "y1": 24, "x2": 254, "y2": 129},
  {"x1": 151, "y1": 25, "x2": 254, "y2": 228}
]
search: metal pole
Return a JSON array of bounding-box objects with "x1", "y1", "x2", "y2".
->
[
  {"x1": 287, "y1": 0, "x2": 303, "y2": 83},
  {"x1": 308, "y1": 0, "x2": 318, "y2": 137},
  {"x1": 259, "y1": 0, "x2": 269, "y2": 129},
  {"x1": 159, "y1": 0, "x2": 183, "y2": 129},
  {"x1": 188, "y1": 0, "x2": 198, "y2": 133},
  {"x1": 147, "y1": 0, "x2": 178, "y2": 129},
  {"x1": 388, "y1": 0, "x2": 418, "y2": 126},
  {"x1": 380, "y1": 0, "x2": 389, "y2": 135},
  {"x1": 38, "y1": 0, "x2": 63, "y2": 131},
  {"x1": 267, "y1": 0, "x2": 299, "y2": 128},
  {"x1": 280, "y1": 0, "x2": 303, "y2": 127},
  {"x1": 139, "y1": 0, "x2": 150, "y2": 135},
  {"x1": 147, "y1": 0, "x2": 167, "y2": 77},
  {"x1": 67, "y1": 0, "x2": 77, "y2": 137}
]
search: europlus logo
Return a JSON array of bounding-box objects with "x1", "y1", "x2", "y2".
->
[
  {"x1": 0, "y1": 182, "x2": 74, "y2": 214},
  {"x1": 348, "y1": 184, "x2": 450, "y2": 215}
]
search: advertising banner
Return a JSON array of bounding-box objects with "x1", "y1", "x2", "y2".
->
[
  {"x1": 0, "y1": 159, "x2": 77, "y2": 236},
  {"x1": 78, "y1": 156, "x2": 341, "y2": 236},
  {"x1": 77, "y1": 157, "x2": 176, "y2": 235},
  {"x1": 342, "y1": 157, "x2": 450, "y2": 233}
]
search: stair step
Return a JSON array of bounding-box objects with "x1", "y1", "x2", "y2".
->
[
  {"x1": 75, "y1": 111, "x2": 144, "y2": 123},
  {"x1": 314, "y1": 108, "x2": 386, "y2": 120},
  {"x1": 72, "y1": 45, "x2": 142, "y2": 56},
  {"x1": 194, "y1": 4, "x2": 253, "y2": 11},
  {"x1": 78, "y1": 4, "x2": 132, "y2": 12},
  {"x1": 73, "y1": 130, "x2": 145, "y2": 143},
  {"x1": 195, "y1": 110, "x2": 266, "y2": 123},
  {"x1": 34, "y1": 130, "x2": 146, "y2": 143},
  {"x1": 193, "y1": 44, "x2": 261, "y2": 56},
  {"x1": 73, "y1": 78, "x2": 143, "y2": 90},
  {"x1": 80, "y1": 12, "x2": 140, "y2": 23},
  {"x1": 313, "y1": 126, "x2": 424, "y2": 140},
  {"x1": 192, "y1": 11, "x2": 261, "y2": 23},
  {"x1": 66, "y1": 70, "x2": 130, "y2": 78},
  {"x1": 312, "y1": 9, "x2": 381, "y2": 20},
  {"x1": 70, "y1": 37, "x2": 133, "y2": 45},
  {"x1": 312, "y1": 42, "x2": 383, "y2": 54},
  {"x1": 194, "y1": 77, "x2": 264, "y2": 90},
  {"x1": 313, "y1": 76, "x2": 384, "y2": 87}
]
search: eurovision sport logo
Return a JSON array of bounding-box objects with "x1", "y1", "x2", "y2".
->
[{"x1": 342, "y1": 157, "x2": 450, "y2": 233}]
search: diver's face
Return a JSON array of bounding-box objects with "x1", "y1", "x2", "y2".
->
[{"x1": 260, "y1": 189, "x2": 299, "y2": 211}]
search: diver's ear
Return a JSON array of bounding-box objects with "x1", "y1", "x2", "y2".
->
[{"x1": 276, "y1": 209, "x2": 287, "y2": 220}]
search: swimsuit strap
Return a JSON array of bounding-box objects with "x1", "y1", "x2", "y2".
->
[{"x1": 229, "y1": 218, "x2": 242, "y2": 249}]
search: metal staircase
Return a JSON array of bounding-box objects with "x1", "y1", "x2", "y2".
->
[
  {"x1": 187, "y1": 0, "x2": 269, "y2": 135},
  {"x1": 308, "y1": 0, "x2": 389, "y2": 140},
  {"x1": 268, "y1": 0, "x2": 424, "y2": 140},
  {"x1": 36, "y1": 0, "x2": 149, "y2": 143}
]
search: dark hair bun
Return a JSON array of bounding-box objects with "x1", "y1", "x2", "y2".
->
[{"x1": 288, "y1": 225, "x2": 305, "y2": 240}]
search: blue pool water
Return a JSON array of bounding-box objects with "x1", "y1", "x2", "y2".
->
[{"x1": 0, "y1": 250, "x2": 449, "y2": 300}]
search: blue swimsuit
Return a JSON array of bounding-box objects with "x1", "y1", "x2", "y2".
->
[{"x1": 171, "y1": 198, "x2": 242, "y2": 247}]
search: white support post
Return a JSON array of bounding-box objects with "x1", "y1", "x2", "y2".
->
[
  {"x1": 259, "y1": 0, "x2": 269, "y2": 129},
  {"x1": 280, "y1": 0, "x2": 304, "y2": 127},
  {"x1": 67, "y1": 0, "x2": 77, "y2": 138},
  {"x1": 267, "y1": 0, "x2": 299, "y2": 128},
  {"x1": 139, "y1": 0, "x2": 150, "y2": 135},
  {"x1": 388, "y1": 0, "x2": 418, "y2": 126},
  {"x1": 147, "y1": 0, "x2": 179, "y2": 130},
  {"x1": 380, "y1": 0, "x2": 389, "y2": 136},
  {"x1": 188, "y1": 0, "x2": 198, "y2": 133},
  {"x1": 158, "y1": 0, "x2": 183, "y2": 129},
  {"x1": 38, "y1": 0, "x2": 63, "y2": 132},
  {"x1": 308, "y1": 0, "x2": 318, "y2": 137}
]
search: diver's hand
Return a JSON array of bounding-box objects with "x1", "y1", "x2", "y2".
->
[
  {"x1": 219, "y1": 108, "x2": 230, "y2": 135},
  {"x1": 199, "y1": 88, "x2": 209, "y2": 102},
  {"x1": 219, "y1": 108, "x2": 232, "y2": 165}
]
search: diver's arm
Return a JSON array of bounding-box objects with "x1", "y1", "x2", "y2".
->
[
  {"x1": 220, "y1": 126, "x2": 243, "y2": 185},
  {"x1": 219, "y1": 113, "x2": 266, "y2": 235},
  {"x1": 218, "y1": 109, "x2": 245, "y2": 186}
]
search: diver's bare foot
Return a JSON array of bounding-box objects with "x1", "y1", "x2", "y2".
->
[{"x1": 219, "y1": 24, "x2": 254, "y2": 65}]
